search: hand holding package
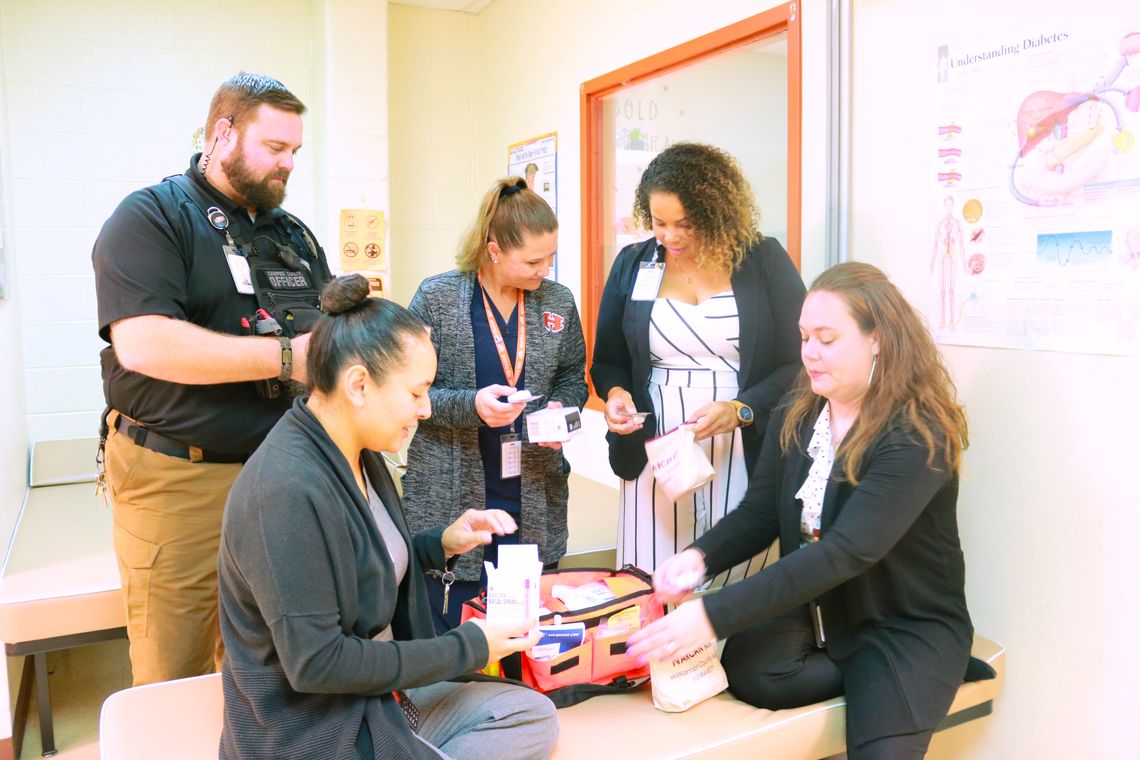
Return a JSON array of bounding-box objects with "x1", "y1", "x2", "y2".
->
[
  {"x1": 484, "y1": 544, "x2": 542, "y2": 626},
  {"x1": 644, "y1": 425, "x2": 715, "y2": 502}
]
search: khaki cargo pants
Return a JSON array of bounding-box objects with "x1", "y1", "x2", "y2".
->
[{"x1": 105, "y1": 417, "x2": 243, "y2": 686}]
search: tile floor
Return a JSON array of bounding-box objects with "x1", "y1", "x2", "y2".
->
[{"x1": 6, "y1": 638, "x2": 131, "y2": 759}]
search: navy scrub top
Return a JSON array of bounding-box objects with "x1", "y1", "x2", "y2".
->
[{"x1": 472, "y1": 285, "x2": 524, "y2": 512}]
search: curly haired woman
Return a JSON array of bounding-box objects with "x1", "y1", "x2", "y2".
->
[{"x1": 591, "y1": 142, "x2": 806, "y2": 582}]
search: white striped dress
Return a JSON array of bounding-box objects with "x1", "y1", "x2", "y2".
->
[{"x1": 618, "y1": 291, "x2": 768, "y2": 586}]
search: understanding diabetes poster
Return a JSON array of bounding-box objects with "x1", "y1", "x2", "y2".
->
[{"x1": 932, "y1": 20, "x2": 1140, "y2": 355}]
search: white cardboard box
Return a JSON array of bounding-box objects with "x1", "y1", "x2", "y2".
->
[{"x1": 525, "y1": 406, "x2": 582, "y2": 443}]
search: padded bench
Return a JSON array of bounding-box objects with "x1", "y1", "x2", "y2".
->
[
  {"x1": 1, "y1": 438, "x2": 126, "y2": 757},
  {"x1": 98, "y1": 635, "x2": 1003, "y2": 760},
  {"x1": 551, "y1": 635, "x2": 1003, "y2": 759}
]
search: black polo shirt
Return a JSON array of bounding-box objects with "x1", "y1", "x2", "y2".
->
[{"x1": 92, "y1": 154, "x2": 327, "y2": 454}]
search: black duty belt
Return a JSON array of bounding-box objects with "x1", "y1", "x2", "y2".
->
[{"x1": 114, "y1": 414, "x2": 248, "y2": 464}]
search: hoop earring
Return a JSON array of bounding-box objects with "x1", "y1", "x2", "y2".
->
[{"x1": 867, "y1": 354, "x2": 878, "y2": 387}]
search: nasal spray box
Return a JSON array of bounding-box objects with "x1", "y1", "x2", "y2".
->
[
  {"x1": 525, "y1": 406, "x2": 582, "y2": 443},
  {"x1": 484, "y1": 544, "x2": 542, "y2": 626}
]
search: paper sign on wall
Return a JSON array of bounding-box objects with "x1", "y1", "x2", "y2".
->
[
  {"x1": 508, "y1": 133, "x2": 558, "y2": 282},
  {"x1": 339, "y1": 209, "x2": 388, "y2": 298}
]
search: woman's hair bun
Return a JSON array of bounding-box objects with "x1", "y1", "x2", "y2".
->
[
  {"x1": 320, "y1": 273, "x2": 372, "y2": 316},
  {"x1": 500, "y1": 177, "x2": 527, "y2": 197}
]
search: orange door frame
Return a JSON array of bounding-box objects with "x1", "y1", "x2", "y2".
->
[{"x1": 579, "y1": 2, "x2": 802, "y2": 406}]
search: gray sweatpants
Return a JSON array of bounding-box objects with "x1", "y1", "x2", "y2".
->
[{"x1": 408, "y1": 680, "x2": 559, "y2": 760}]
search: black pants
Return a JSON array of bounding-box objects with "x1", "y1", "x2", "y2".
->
[{"x1": 720, "y1": 606, "x2": 934, "y2": 760}]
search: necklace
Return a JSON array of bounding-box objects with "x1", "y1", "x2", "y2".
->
[{"x1": 669, "y1": 253, "x2": 698, "y2": 284}]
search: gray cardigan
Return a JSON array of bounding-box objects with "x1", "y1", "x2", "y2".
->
[
  {"x1": 218, "y1": 399, "x2": 489, "y2": 760},
  {"x1": 404, "y1": 270, "x2": 588, "y2": 580}
]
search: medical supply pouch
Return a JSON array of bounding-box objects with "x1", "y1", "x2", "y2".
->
[
  {"x1": 461, "y1": 566, "x2": 665, "y2": 707},
  {"x1": 649, "y1": 638, "x2": 728, "y2": 712}
]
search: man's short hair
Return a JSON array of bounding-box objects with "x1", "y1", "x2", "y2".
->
[{"x1": 204, "y1": 72, "x2": 306, "y2": 141}]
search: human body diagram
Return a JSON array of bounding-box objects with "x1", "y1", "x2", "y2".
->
[
  {"x1": 931, "y1": 196, "x2": 969, "y2": 330},
  {"x1": 1009, "y1": 32, "x2": 1140, "y2": 206}
]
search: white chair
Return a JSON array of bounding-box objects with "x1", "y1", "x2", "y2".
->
[{"x1": 99, "y1": 673, "x2": 224, "y2": 760}]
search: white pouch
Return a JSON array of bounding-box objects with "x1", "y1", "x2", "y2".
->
[
  {"x1": 644, "y1": 425, "x2": 715, "y2": 502},
  {"x1": 649, "y1": 639, "x2": 728, "y2": 712}
]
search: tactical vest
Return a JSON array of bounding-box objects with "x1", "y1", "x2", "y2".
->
[{"x1": 158, "y1": 173, "x2": 331, "y2": 397}]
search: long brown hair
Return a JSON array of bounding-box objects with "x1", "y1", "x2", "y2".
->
[
  {"x1": 779, "y1": 262, "x2": 968, "y2": 483},
  {"x1": 631, "y1": 142, "x2": 760, "y2": 273},
  {"x1": 456, "y1": 177, "x2": 558, "y2": 271}
]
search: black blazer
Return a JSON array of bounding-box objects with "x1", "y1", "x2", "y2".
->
[
  {"x1": 695, "y1": 404, "x2": 974, "y2": 744},
  {"x1": 590, "y1": 236, "x2": 806, "y2": 480}
]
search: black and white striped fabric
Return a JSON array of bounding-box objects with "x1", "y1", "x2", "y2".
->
[{"x1": 618, "y1": 291, "x2": 763, "y2": 586}]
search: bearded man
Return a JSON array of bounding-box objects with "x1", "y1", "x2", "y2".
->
[{"x1": 92, "y1": 72, "x2": 331, "y2": 685}]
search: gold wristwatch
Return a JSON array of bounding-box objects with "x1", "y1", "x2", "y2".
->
[{"x1": 727, "y1": 400, "x2": 754, "y2": 427}]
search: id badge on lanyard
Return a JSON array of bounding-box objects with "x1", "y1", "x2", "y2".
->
[
  {"x1": 630, "y1": 244, "x2": 666, "y2": 301},
  {"x1": 211, "y1": 206, "x2": 255, "y2": 295},
  {"x1": 224, "y1": 245, "x2": 255, "y2": 294},
  {"x1": 500, "y1": 433, "x2": 521, "y2": 479}
]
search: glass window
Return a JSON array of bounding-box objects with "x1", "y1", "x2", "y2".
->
[{"x1": 599, "y1": 33, "x2": 789, "y2": 278}]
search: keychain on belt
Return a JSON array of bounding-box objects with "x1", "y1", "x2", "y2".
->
[{"x1": 440, "y1": 569, "x2": 457, "y2": 614}]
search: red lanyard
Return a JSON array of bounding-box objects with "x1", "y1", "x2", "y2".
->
[{"x1": 477, "y1": 273, "x2": 526, "y2": 387}]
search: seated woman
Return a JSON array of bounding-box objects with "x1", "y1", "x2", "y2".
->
[
  {"x1": 628, "y1": 262, "x2": 974, "y2": 759},
  {"x1": 217, "y1": 274, "x2": 558, "y2": 760}
]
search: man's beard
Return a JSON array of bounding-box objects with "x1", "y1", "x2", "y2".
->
[{"x1": 221, "y1": 144, "x2": 289, "y2": 212}]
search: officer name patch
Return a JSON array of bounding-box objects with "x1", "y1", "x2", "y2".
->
[
  {"x1": 265, "y1": 270, "x2": 310, "y2": 289},
  {"x1": 542, "y1": 311, "x2": 565, "y2": 333}
]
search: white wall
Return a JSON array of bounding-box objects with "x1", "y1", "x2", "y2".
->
[
  {"x1": 0, "y1": 20, "x2": 31, "y2": 744},
  {"x1": 314, "y1": 0, "x2": 392, "y2": 280},
  {"x1": 851, "y1": 0, "x2": 1140, "y2": 756},
  {"x1": 0, "y1": 0, "x2": 322, "y2": 443},
  {"x1": 2, "y1": 0, "x2": 392, "y2": 440},
  {"x1": 387, "y1": 3, "x2": 481, "y2": 304}
]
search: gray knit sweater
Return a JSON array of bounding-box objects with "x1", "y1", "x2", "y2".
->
[
  {"x1": 404, "y1": 270, "x2": 588, "y2": 580},
  {"x1": 218, "y1": 399, "x2": 489, "y2": 759}
]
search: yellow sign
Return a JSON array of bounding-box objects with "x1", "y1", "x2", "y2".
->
[{"x1": 339, "y1": 209, "x2": 388, "y2": 298}]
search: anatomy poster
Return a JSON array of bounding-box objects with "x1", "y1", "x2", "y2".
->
[{"x1": 933, "y1": 22, "x2": 1140, "y2": 355}]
